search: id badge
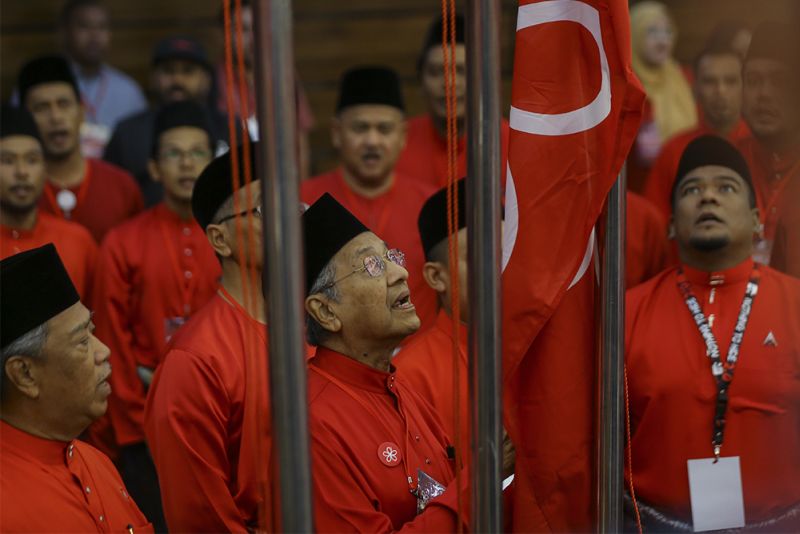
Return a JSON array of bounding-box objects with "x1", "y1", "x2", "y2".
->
[
  {"x1": 79, "y1": 122, "x2": 111, "y2": 159},
  {"x1": 687, "y1": 456, "x2": 745, "y2": 532},
  {"x1": 164, "y1": 316, "x2": 187, "y2": 343}
]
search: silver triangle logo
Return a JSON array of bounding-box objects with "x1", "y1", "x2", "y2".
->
[{"x1": 763, "y1": 331, "x2": 778, "y2": 347}]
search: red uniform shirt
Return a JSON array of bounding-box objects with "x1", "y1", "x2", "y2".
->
[
  {"x1": 394, "y1": 309, "x2": 469, "y2": 452},
  {"x1": 625, "y1": 260, "x2": 800, "y2": 525},
  {"x1": 770, "y1": 177, "x2": 800, "y2": 278},
  {"x1": 395, "y1": 114, "x2": 510, "y2": 190},
  {"x1": 93, "y1": 204, "x2": 221, "y2": 447},
  {"x1": 308, "y1": 347, "x2": 468, "y2": 532},
  {"x1": 643, "y1": 120, "x2": 751, "y2": 220},
  {"x1": 0, "y1": 212, "x2": 97, "y2": 298},
  {"x1": 626, "y1": 191, "x2": 671, "y2": 288},
  {"x1": 301, "y1": 169, "x2": 438, "y2": 330},
  {"x1": 40, "y1": 158, "x2": 143, "y2": 243},
  {"x1": 0, "y1": 420, "x2": 152, "y2": 533},
  {"x1": 144, "y1": 293, "x2": 271, "y2": 533}
]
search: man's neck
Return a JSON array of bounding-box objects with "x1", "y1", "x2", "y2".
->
[
  {"x1": 220, "y1": 261, "x2": 266, "y2": 323},
  {"x1": 709, "y1": 117, "x2": 739, "y2": 138},
  {"x1": 340, "y1": 167, "x2": 394, "y2": 199},
  {"x1": 431, "y1": 114, "x2": 465, "y2": 140},
  {"x1": 0, "y1": 208, "x2": 38, "y2": 231},
  {"x1": 73, "y1": 60, "x2": 102, "y2": 78},
  {"x1": 46, "y1": 151, "x2": 86, "y2": 189},
  {"x1": 0, "y1": 407, "x2": 83, "y2": 442},
  {"x1": 323, "y1": 338, "x2": 398, "y2": 372},
  {"x1": 163, "y1": 195, "x2": 194, "y2": 221},
  {"x1": 679, "y1": 245, "x2": 753, "y2": 273}
]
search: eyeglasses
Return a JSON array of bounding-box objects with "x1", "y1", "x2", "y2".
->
[
  {"x1": 159, "y1": 147, "x2": 212, "y2": 164},
  {"x1": 215, "y1": 204, "x2": 262, "y2": 225},
  {"x1": 321, "y1": 248, "x2": 406, "y2": 290}
]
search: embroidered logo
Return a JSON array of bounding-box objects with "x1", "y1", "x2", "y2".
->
[
  {"x1": 377, "y1": 441, "x2": 401, "y2": 467},
  {"x1": 763, "y1": 331, "x2": 778, "y2": 347}
]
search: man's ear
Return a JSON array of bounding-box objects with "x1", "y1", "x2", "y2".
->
[
  {"x1": 147, "y1": 159, "x2": 162, "y2": 184},
  {"x1": 305, "y1": 294, "x2": 341, "y2": 335},
  {"x1": 330, "y1": 116, "x2": 342, "y2": 150},
  {"x1": 422, "y1": 261, "x2": 448, "y2": 294},
  {"x1": 206, "y1": 223, "x2": 233, "y2": 258},
  {"x1": 667, "y1": 218, "x2": 676, "y2": 240},
  {"x1": 4, "y1": 356, "x2": 42, "y2": 400}
]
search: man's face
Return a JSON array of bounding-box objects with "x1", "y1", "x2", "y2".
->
[
  {"x1": 63, "y1": 5, "x2": 110, "y2": 67},
  {"x1": 695, "y1": 54, "x2": 742, "y2": 129},
  {"x1": 420, "y1": 44, "x2": 466, "y2": 123},
  {"x1": 152, "y1": 59, "x2": 211, "y2": 104},
  {"x1": 672, "y1": 165, "x2": 758, "y2": 254},
  {"x1": 32, "y1": 302, "x2": 112, "y2": 429},
  {"x1": 330, "y1": 232, "x2": 420, "y2": 346},
  {"x1": 0, "y1": 136, "x2": 46, "y2": 214},
  {"x1": 639, "y1": 15, "x2": 674, "y2": 67},
  {"x1": 25, "y1": 82, "x2": 83, "y2": 160},
  {"x1": 332, "y1": 104, "x2": 406, "y2": 187},
  {"x1": 742, "y1": 58, "x2": 800, "y2": 140},
  {"x1": 150, "y1": 127, "x2": 212, "y2": 204}
]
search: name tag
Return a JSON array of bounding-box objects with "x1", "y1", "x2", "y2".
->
[{"x1": 687, "y1": 456, "x2": 745, "y2": 532}]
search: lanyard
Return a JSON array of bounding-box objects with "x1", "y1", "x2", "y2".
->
[
  {"x1": 338, "y1": 172, "x2": 395, "y2": 238},
  {"x1": 310, "y1": 362, "x2": 417, "y2": 493},
  {"x1": 43, "y1": 165, "x2": 92, "y2": 219},
  {"x1": 676, "y1": 265, "x2": 760, "y2": 459},
  {"x1": 157, "y1": 216, "x2": 197, "y2": 317}
]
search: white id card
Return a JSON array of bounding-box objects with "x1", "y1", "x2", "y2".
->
[{"x1": 687, "y1": 456, "x2": 745, "y2": 532}]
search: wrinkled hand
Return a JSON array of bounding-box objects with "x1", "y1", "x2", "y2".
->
[{"x1": 502, "y1": 428, "x2": 516, "y2": 479}]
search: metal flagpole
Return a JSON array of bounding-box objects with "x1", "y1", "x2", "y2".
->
[
  {"x1": 251, "y1": 1, "x2": 313, "y2": 531},
  {"x1": 598, "y1": 170, "x2": 626, "y2": 533},
  {"x1": 466, "y1": 1, "x2": 503, "y2": 531}
]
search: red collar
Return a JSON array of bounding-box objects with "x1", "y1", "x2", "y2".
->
[
  {"x1": 154, "y1": 202, "x2": 195, "y2": 226},
  {"x1": 432, "y1": 309, "x2": 468, "y2": 363},
  {"x1": 0, "y1": 419, "x2": 72, "y2": 466},
  {"x1": 680, "y1": 258, "x2": 755, "y2": 287},
  {"x1": 311, "y1": 346, "x2": 395, "y2": 394},
  {"x1": 0, "y1": 214, "x2": 42, "y2": 239}
]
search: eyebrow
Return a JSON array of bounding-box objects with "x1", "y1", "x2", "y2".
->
[{"x1": 68, "y1": 311, "x2": 95, "y2": 336}]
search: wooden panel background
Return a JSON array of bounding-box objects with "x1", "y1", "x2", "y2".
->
[{"x1": 1, "y1": 0, "x2": 796, "y2": 174}]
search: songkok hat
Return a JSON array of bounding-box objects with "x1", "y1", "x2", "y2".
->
[
  {"x1": 302, "y1": 193, "x2": 370, "y2": 295},
  {"x1": 673, "y1": 135, "x2": 755, "y2": 207},
  {"x1": 745, "y1": 21, "x2": 797, "y2": 67},
  {"x1": 417, "y1": 13, "x2": 465, "y2": 74},
  {"x1": 152, "y1": 36, "x2": 212, "y2": 72},
  {"x1": 192, "y1": 143, "x2": 258, "y2": 229},
  {"x1": 151, "y1": 100, "x2": 214, "y2": 156},
  {"x1": 1, "y1": 244, "x2": 80, "y2": 349},
  {"x1": 17, "y1": 55, "x2": 80, "y2": 105},
  {"x1": 336, "y1": 66, "x2": 405, "y2": 113},
  {"x1": 0, "y1": 104, "x2": 41, "y2": 142},
  {"x1": 418, "y1": 178, "x2": 467, "y2": 260}
]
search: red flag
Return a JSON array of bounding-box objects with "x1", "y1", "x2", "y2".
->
[{"x1": 501, "y1": 0, "x2": 643, "y2": 531}]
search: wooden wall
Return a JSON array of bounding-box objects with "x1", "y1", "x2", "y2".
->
[{"x1": 1, "y1": 0, "x2": 796, "y2": 174}]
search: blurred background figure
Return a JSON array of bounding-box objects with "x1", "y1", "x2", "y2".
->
[
  {"x1": 705, "y1": 20, "x2": 752, "y2": 60},
  {"x1": 628, "y1": 0, "x2": 697, "y2": 193}
]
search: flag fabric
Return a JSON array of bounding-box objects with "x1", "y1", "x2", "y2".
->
[{"x1": 501, "y1": 0, "x2": 644, "y2": 531}]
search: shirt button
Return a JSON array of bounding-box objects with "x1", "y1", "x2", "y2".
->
[
  {"x1": 85, "y1": 486, "x2": 91, "y2": 494},
  {"x1": 184, "y1": 271, "x2": 193, "y2": 280},
  {"x1": 182, "y1": 227, "x2": 191, "y2": 236},
  {"x1": 415, "y1": 435, "x2": 420, "y2": 441},
  {"x1": 425, "y1": 458, "x2": 432, "y2": 465},
  {"x1": 68, "y1": 445, "x2": 74, "y2": 458},
  {"x1": 184, "y1": 247, "x2": 193, "y2": 257},
  {"x1": 99, "y1": 515, "x2": 104, "y2": 522}
]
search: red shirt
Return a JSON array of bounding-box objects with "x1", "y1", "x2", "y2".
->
[
  {"x1": 626, "y1": 192, "x2": 671, "y2": 288},
  {"x1": 643, "y1": 120, "x2": 751, "y2": 221},
  {"x1": 770, "y1": 177, "x2": 800, "y2": 278},
  {"x1": 93, "y1": 204, "x2": 221, "y2": 447},
  {"x1": 144, "y1": 293, "x2": 272, "y2": 533},
  {"x1": 40, "y1": 158, "x2": 143, "y2": 243},
  {"x1": 301, "y1": 169, "x2": 439, "y2": 331},
  {"x1": 625, "y1": 260, "x2": 800, "y2": 525},
  {"x1": 308, "y1": 347, "x2": 468, "y2": 532},
  {"x1": 395, "y1": 114, "x2": 510, "y2": 190},
  {"x1": 394, "y1": 309, "x2": 469, "y2": 452},
  {"x1": 0, "y1": 420, "x2": 152, "y2": 533},
  {"x1": 0, "y1": 211, "x2": 97, "y2": 298}
]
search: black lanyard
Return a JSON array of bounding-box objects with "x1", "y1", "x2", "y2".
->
[{"x1": 676, "y1": 265, "x2": 760, "y2": 460}]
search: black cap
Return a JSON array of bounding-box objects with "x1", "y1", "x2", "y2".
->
[
  {"x1": 302, "y1": 193, "x2": 370, "y2": 294},
  {"x1": 673, "y1": 135, "x2": 755, "y2": 208},
  {"x1": 192, "y1": 143, "x2": 258, "y2": 229},
  {"x1": 151, "y1": 100, "x2": 214, "y2": 156},
  {"x1": 417, "y1": 13, "x2": 465, "y2": 74},
  {"x1": 17, "y1": 55, "x2": 80, "y2": 104},
  {"x1": 152, "y1": 36, "x2": 211, "y2": 71},
  {"x1": 418, "y1": 179, "x2": 467, "y2": 260},
  {"x1": 1, "y1": 244, "x2": 80, "y2": 349},
  {"x1": 0, "y1": 104, "x2": 42, "y2": 142},
  {"x1": 336, "y1": 66, "x2": 405, "y2": 113}
]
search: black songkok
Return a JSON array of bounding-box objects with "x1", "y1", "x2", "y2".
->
[
  {"x1": 192, "y1": 143, "x2": 258, "y2": 229},
  {"x1": 418, "y1": 178, "x2": 467, "y2": 260},
  {"x1": 0, "y1": 104, "x2": 41, "y2": 142},
  {"x1": 17, "y1": 55, "x2": 80, "y2": 104},
  {"x1": 152, "y1": 100, "x2": 214, "y2": 156},
  {"x1": 417, "y1": 13, "x2": 465, "y2": 74},
  {"x1": 302, "y1": 193, "x2": 370, "y2": 294},
  {"x1": 673, "y1": 135, "x2": 755, "y2": 207},
  {"x1": 336, "y1": 66, "x2": 405, "y2": 113},
  {"x1": 1, "y1": 244, "x2": 80, "y2": 349}
]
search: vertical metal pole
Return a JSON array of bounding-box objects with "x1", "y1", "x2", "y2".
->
[
  {"x1": 466, "y1": 1, "x2": 503, "y2": 532},
  {"x1": 598, "y1": 171, "x2": 626, "y2": 533},
  {"x1": 251, "y1": 1, "x2": 313, "y2": 531}
]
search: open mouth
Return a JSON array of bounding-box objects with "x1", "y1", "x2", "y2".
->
[
  {"x1": 9, "y1": 184, "x2": 35, "y2": 196},
  {"x1": 392, "y1": 291, "x2": 414, "y2": 310},
  {"x1": 47, "y1": 130, "x2": 70, "y2": 144},
  {"x1": 696, "y1": 212, "x2": 723, "y2": 225},
  {"x1": 362, "y1": 153, "x2": 381, "y2": 164},
  {"x1": 177, "y1": 177, "x2": 196, "y2": 189}
]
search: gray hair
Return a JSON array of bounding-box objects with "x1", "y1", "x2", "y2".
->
[
  {"x1": 306, "y1": 260, "x2": 340, "y2": 346},
  {"x1": 1, "y1": 323, "x2": 48, "y2": 388}
]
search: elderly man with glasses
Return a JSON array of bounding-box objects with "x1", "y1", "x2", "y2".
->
[{"x1": 302, "y1": 193, "x2": 469, "y2": 532}]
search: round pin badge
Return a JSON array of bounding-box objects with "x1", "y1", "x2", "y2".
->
[
  {"x1": 56, "y1": 189, "x2": 77, "y2": 215},
  {"x1": 377, "y1": 442, "x2": 402, "y2": 467}
]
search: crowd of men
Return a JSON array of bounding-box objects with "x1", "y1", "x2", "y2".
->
[{"x1": 1, "y1": 0, "x2": 798, "y2": 532}]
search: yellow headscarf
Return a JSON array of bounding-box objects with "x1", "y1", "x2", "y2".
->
[{"x1": 630, "y1": 1, "x2": 697, "y2": 142}]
